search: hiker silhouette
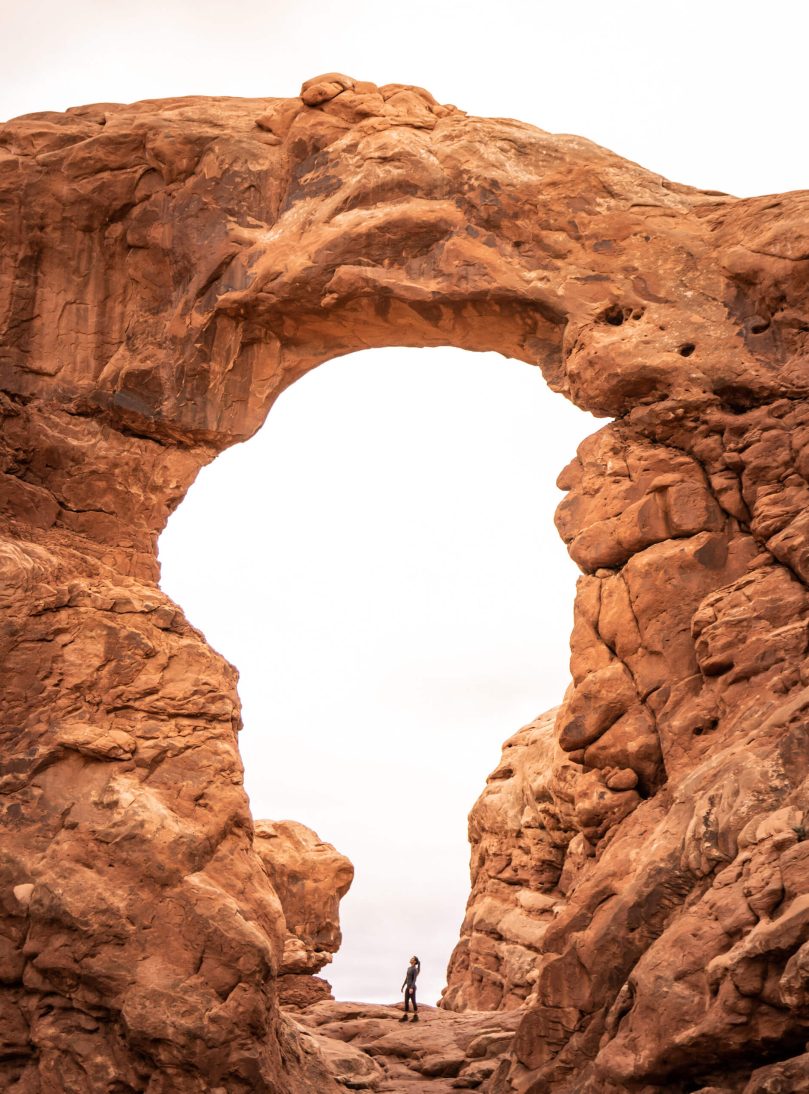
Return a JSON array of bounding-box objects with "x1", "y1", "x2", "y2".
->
[{"x1": 400, "y1": 955, "x2": 420, "y2": 1021}]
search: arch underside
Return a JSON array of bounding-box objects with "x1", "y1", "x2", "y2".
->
[{"x1": 0, "y1": 74, "x2": 808, "y2": 1092}]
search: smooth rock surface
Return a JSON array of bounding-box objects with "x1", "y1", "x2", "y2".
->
[{"x1": 1, "y1": 73, "x2": 808, "y2": 1092}]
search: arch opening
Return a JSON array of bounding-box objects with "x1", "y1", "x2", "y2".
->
[{"x1": 158, "y1": 345, "x2": 597, "y2": 1005}]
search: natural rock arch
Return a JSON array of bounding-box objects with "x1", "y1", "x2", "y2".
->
[{"x1": 1, "y1": 73, "x2": 808, "y2": 1092}]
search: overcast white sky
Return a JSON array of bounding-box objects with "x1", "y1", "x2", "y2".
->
[{"x1": 4, "y1": 0, "x2": 806, "y2": 1006}]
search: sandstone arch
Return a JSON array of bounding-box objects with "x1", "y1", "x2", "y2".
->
[{"x1": 1, "y1": 73, "x2": 808, "y2": 1092}]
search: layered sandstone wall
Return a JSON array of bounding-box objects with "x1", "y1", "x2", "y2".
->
[
  {"x1": 507, "y1": 400, "x2": 809, "y2": 1093},
  {"x1": 445, "y1": 406, "x2": 809, "y2": 1092},
  {"x1": 1, "y1": 73, "x2": 808, "y2": 1092}
]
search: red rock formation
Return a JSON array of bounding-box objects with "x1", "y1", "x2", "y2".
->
[
  {"x1": 293, "y1": 999, "x2": 522, "y2": 1091},
  {"x1": 1, "y1": 72, "x2": 808, "y2": 1091},
  {"x1": 253, "y1": 820, "x2": 354, "y2": 1007},
  {"x1": 441, "y1": 709, "x2": 576, "y2": 1012}
]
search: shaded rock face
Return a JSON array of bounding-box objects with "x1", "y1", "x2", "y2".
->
[
  {"x1": 1, "y1": 71, "x2": 808, "y2": 1092},
  {"x1": 253, "y1": 820, "x2": 354, "y2": 1007}
]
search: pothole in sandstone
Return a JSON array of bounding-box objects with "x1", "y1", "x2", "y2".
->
[{"x1": 158, "y1": 345, "x2": 597, "y2": 1008}]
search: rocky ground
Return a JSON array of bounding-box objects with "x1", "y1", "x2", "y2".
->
[
  {"x1": 287, "y1": 1001, "x2": 522, "y2": 1092},
  {"x1": 288, "y1": 998, "x2": 809, "y2": 1094}
]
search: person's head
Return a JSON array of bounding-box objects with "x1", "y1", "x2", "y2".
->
[{"x1": 411, "y1": 955, "x2": 420, "y2": 967}]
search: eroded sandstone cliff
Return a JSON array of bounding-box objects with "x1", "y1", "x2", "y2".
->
[
  {"x1": 1, "y1": 72, "x2": 808, "y2": 1092},
  {"x1": 253, "y1": 820, "x2": 354, "y2": 1008},
  {"x1": 441, "y1": 709, "x2": 573, "y2": 1013}
]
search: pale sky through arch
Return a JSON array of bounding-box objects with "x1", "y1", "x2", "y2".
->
[
  {"x1": 3, "y1": 0, "x2": 806, "y2": 1005},
  {"x1": 159, "y1": 349, "x2": 597, "y2": 1004}
]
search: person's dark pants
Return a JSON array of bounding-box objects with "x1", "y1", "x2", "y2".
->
[{"x1": 404, "y1": 986, "x2": 417, "y2": 1013}]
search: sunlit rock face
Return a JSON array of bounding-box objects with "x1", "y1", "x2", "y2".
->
[
  {"x1": 441, "y1": 708, "x2": 575, "y2": 1012},
  {"x1": 1, "y1": 71, "x2": 808, "y2": 1092},
  {"x1": 253, "y1": 820, "x2": 354, "y2": 1008}
]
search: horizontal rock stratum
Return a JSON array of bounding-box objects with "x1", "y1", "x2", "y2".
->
[{"x1": 1, "y1": 72, "x2": 808, "y2": 1092}]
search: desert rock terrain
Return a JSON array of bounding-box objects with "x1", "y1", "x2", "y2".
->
[
  {"x1": 254, "y1": 819, "x2": 354, "y2": 1009},
  {"x1": 1, "y1": 72, "x2": 808, "y2": 1091}
]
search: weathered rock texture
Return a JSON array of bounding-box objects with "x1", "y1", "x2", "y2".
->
[
  {"x1": 254, "y1": 819, "x2": 354, "y2": 1008},
  {"x1": 1, "y1": 71, "x2": 808, "y2": 1092},
  {"x1": 293, "y1": 999, "x2": 522, "y2": 1092},
  {"x1": 442, "y1": 709, "x2": 573, "y2": 1013}
]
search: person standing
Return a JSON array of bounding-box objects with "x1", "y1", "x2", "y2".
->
[{"x1": 400, "y1": 956, "x2": 420, "y2": 1021}]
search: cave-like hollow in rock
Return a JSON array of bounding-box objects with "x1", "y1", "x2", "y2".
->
[{"x1": 1, "y1": 73, "x2": 809, "y2": 1094}]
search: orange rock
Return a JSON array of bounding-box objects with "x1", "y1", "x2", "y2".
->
[
  {"x1": 441, "y1": 710, "x2": 575, "y2": 1012},
  {"x1": 1, "y1": 76, "x2": 809, "y2": 1092},
  {"x1": 604, "y1": 768, "x2": 638, "y2": 792},
  {"x1": 253, "y1": 819, "x2": 353, "y2": 1005},
  {"x1": 291, "y1": 999, "x2": 521, "y2": 1090}
]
